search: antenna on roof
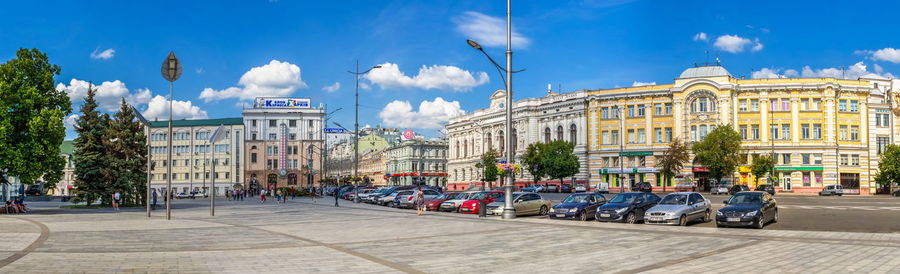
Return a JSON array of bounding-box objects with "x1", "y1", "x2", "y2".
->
[
  {"x1": 547, "y1": 83, "x2": 552, "y2": 95},
  {"x1": 715, "y1": 51, "x2": 721, "y2": 66}
]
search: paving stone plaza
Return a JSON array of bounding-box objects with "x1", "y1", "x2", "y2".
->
[{"x1": 1, "y1": 198, "x2": 899, "y2": 273}]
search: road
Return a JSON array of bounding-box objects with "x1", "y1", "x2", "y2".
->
[{"x1": 532, "y1": 191, "x2": 900, "y2": 233}]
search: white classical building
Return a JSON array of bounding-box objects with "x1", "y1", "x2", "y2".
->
[{"x1": 446, "y1": 89, "x2": 588, "y2": 190}]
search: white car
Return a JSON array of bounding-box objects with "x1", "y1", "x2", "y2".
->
[
  {"x1": 574, "y1": 185, "x2": 587, "y2": 192},
  {"x1": 439, "y1": 192, "x2": 476, "y2": 212},
  {"x1": 175, "y1": 193, "x2": 191, "y2": 199},
  {"x1": 594, "y1": 183, "x2": 610, "y2": 194},
  {"x1": 710, "y1": 184, "x2": 731, "y2": 195}
]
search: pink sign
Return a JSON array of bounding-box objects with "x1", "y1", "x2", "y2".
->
[{"x1": 402, "y1": 129, "x2": 414, "y2": 140}]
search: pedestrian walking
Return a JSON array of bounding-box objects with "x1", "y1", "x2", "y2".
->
[
  {"x1": 260, "y1": 189, "x2": 267, "y2": 203},
  {"x1": 415, "y1": 187, "x2": 426, "y2": 216},
  {"x1": 276, "y1": 189, "x2": 283, "y2": 204},
  {"x1": 240, "y1": 189, "x2": 245, "y2": 201},
  {"x1": 311, "y1": 186, "x2": 317, "y2": 204},
  {"x1": 291, "y1": 189, "x2": 296, "y2": 200},
  {"x1": 151, "y1": 189, "x2": 158, "y2": 210},
  {"x1": 333, "y1": 187, "x2": 339, "y2": 207},
  {"x1": 112, "y1": 191, "x2": 121, "y2": 211}
]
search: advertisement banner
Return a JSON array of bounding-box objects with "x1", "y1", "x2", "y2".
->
[{"x1": 255, "y1": 98, "x2": 311, "y2": 108}]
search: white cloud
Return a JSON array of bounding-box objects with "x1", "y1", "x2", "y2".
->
[
  {"x1": 453, "y1": 11, "x2": 530, "y2": 48},
  {"x1": 142, "y1": 95, "x2": 208, "y2": 121},
  {"x1": 360, "y1": 82, "x2": 371, "y2": 90},
  {"x1": 365, "y1": 62, "x2": 489, "y2": 91},
  {"x1": 860, "y1": 48, "x2": 900, "y2": 63},
  {"x1": 199, "y1": 60, "x2": 307, "y2": 102},
  {"x1": 56, "y1": 79, "x2": 153, "y2": 112},
  {"x1": 692, "y1": 32, "x2": 708, "y2": 41},
  {"x1": 751, "y1": 38, "x2": 764, "y2": 52},
  {"x1": 631, "y1": 81, "x2": 656, "y2": 87},
  {"x1": 64, "y1": 114, "x2": 80, "y2": 130},
  {"x1": 713, "y1": 35, "x2": 753, "y2": 53},
  {"x1": 322, "y1": 82, "x2": 341, "y2": 92},
  {"x1": 90, "y1": 48, "x2": 115, "y2": 60},
  {"x1": 750, "y1": 68, "x2": 796, "y2": 79},
  {"x1": 379, "y1": 97, "x2": 465, "y2": 129},
  {"x1": 799, "y1": 61, "x2": 894, "y2": 79},
  {"x1": 195, "y1": 67, "x2": 205, "y2": 74}
]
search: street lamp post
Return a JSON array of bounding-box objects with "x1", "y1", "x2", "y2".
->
[
  {"x1": 466, "y1": 0, "x2": 523, "y2": 219},
  {"x1": 347, "y1": 62, "x2": 381, "y2": 202},
  {"x1": 160, "y1": 51, "x2": 182, "y2": 220}
]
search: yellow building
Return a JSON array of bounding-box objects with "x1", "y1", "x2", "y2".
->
[{"x1": 587, "y1": 65, "x2": 880, "y2": 195}]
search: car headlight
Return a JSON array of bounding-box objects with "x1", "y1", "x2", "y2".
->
[
  {"x1": 746, "y1": 211, "x2": 758, "y2": 217},
  {"x1": 615, "y1": 207, "x2": 628, "y2": 214},
  {"x1": 716, "y1": 211, "x2": 724, "y2": 216},
  {"x1": 569, "y1": 208, "x2": 578, "y2": 213},
  {"x1": 549, "y1": 208, "x2": 556, "y2": 213}
]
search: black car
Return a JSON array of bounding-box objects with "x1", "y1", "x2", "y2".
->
[
  {"x1": 560, "y1": 184, "x2": 573, "y2": 193},
  {"x1": 634, "y1": 182, "x2": 653, "y2": 193},
  {"x1": 755, "y1": 184, "x2": 776, "y2": 195},
  {"x1": 550, "y1": 193, "x2": 607, "y2": 221},
  {"x1": 728, "y1": 185, "x2": 751, "y2": 195},
  {"x1": 716, "y1": 191, "x2": 777, "y2": 229},
  {"x1": 595, "y1": 192, "x2": 661, "y2": 224}
]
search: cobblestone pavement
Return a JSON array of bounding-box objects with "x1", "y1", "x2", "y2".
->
[{"x1": 2, "y1": 198, "x2": 899, "y2": 273}]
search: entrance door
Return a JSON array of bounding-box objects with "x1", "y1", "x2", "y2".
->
[{"x1": 783, "y1": 177, "x2": 792, "y2": 191}]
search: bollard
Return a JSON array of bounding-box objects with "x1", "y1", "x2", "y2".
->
[{"x1": 478, "y1": 201, "x2": 487, "y2": 218}]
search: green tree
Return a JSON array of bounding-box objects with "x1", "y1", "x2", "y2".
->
[
  {"x1": 692, "y1": 125, "x2": 743, "y2": 185},
  {"x1": 0, "y1": 48, "x2": 72, "y2": 189},
  {"x1": 107, "y1": 99, "x2": 147, "y2": 206},
  {"x1": 875, "y1": 144, "x2": 900, "y2": 194},
  {"x1": 750, "y1": 154, "x2": 775, "y2": 185},
  {"x1": 657, "y1": 138, "x2": 690, "y2": 191},
  {"x1": 541, "y1": 140, "x2": 580, "y2": 186},
  {"x1": 73, "y1": 86, "x2": 110, "y2": 205},
  {"x1": 521, "y1": 143, "x2": 545, "y2": 185},
  {"x1": 480, "y1": 148, "x2": 499, "y2": 188}
]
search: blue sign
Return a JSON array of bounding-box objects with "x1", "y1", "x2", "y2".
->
[
  {"x1": 324, "y1": 128, "x2": 345, "y2": 133},
  {"x1": 255, "y1": 98, "x2": 311, "y2": 108}
]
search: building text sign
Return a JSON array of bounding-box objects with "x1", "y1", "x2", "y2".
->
[{"x1": 255, "y1": 98, "x2": 311, "y2": 109}]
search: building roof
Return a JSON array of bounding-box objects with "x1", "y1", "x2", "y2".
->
[
  {"x1": 59, "y1": 140, "x2": 74, "y2": 155},
  {"x1": 679, "y1": 66, "x2": 731, "y2": 79},
  {"x1": 149, "y1": 118, "x2": 243, "y2": 128}
]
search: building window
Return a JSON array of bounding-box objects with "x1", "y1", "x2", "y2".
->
[
  {"x1": 876, "y1": 113, "x2": 890, "y2": 127},
  {"x1": 849, "y1": 100, "x2": 859, "y2": 112},
  {"x1": 611, "y1": 130, "x2": 619, "y2": 145},
  {"x1": 289, "y1": 133, "x2": 296, "y2": 140},
  {"x1": 512, "y1": 128, "x2": 518, "y2": 152},
  {"x1": 698, "y1": 125, "x2": 708, "y2": 140},
  {"x1": 770, "y1": 125, "x2": 779, "y2": 140},
  {"x1": 544, "y1": 128, "x2": 551, "y2": 143},
  {"x1": 839, "y1": 154, "x2": 848, "y2": 166},
  {"x1": 289, "y1": 120, "x2": 297, "y2": 127},
  {"x1": 781, "y1": 124, "x2": 790, "y2": 140},
  {"x1": 877, "y1": 136, "x2": 890, "y2": 154},
  {"x1": 814, "y1": 153, "x2": 822, "y2": 164},
  {"x1": 781, "y1": 99, "x2": 790, "y2": 111},
  {"x1": 664, "y1": 103, "x2": 672, "y2": 115},
  {"x1": 637, "y1": 129, "x2": 645, "y2": 144},
  {"x1": 251, "y1": 153, "x2": 257, "y2": 163},
  {"x1": 839, "y1": 125, "x2": 848, "y2": 141},
  {"x1": 627, "y1": 129, "x2": 635, "y2": 144},
  {"x1": 802, "y1": 154, "x2": 811, "y2": 165},
  {"x1": 637, "y1": 105, "x2": 645, "y2": 117},
  {"x1": 781, "y1": 153, "x2": 791, "y2": 165},
  {"x1": 850, "y1": 126, "x2": 859, "y2": 141},
  {"x1": 739, "y1": 100, "x2": 747, "y2": 111},
  {"x1": 654, "y1": 104, "x2": 663, "y2": 115},
  {"x1": 691, "y1": 126, "x2": 697, "y2": 141},
  {"x1": 601, "y1": 107, "x2": 609, "y2": 119},
  {"x1": 654, "y1": 128, "x2": 662, "y2": 143},
  {"x1": 251, "y1": 133, "x2": 257, "y2": 140},
  {"x1": 569, "y1": 124, "x2": 577, "y2": 144},
  {"x1": 839, "y1": 100, "x2": 847, "y2": 112},
  {"x1": 611, "y1": 106, "x2": 619, "y2": 118},
  {"x1": 627, "y1": 105, "x2": 635, "y2": 117},
  {"x1": 602, "y1": 131, "x2": 610, "y2": 145},
  {"x1": 813, "y1": 124, "x2": 822, "y2": 139},
  {"x1": 665, "y1": 127, "x2": 673, "y2": 142},
  {"x1": 251, "y1": 120, "x2": 257, "y2": 127},
  {"x1": 750, "y1": 99, "x2": 759, "y2": 111},
  {"x1": 268, "y1": 133, "x2": 277, "y2": 140},
  {"x1": 269, "y1": 119, "x2": 277, "y2": 127},
  {"x1": 750, "y1": 125, "x2": 759, "y2": 140},
  {"x1": 556, "y1": 126, "x2": 564, "y2": 140}
]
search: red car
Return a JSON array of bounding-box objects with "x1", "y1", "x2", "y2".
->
[
  {"x1": 424, "y1": 192, "x2": 460, "y2": 211},
  {"x1": 458, "y1": 191, "x2": 504, "y2": 214}
]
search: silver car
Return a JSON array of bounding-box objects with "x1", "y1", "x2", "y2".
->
[
  {"x1": 397, "y1": 189, "x2": 441, "y2": 209},
  {"x1": 644, "y1": 192, "x2": 711, "y2": 226}
]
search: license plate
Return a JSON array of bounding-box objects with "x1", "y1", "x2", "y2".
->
[
  {"x1": 556, "y1": 214, "x2": 566, "y2": 218},
  {"x1": 650, "y1": 217, "x2": 663, "y2": 221},
  {"x1": 727, "y1": 218, "x2": 740, "y2": 222},
  {"x1": 600, "y1": 213, "x2": 611, "y2": 218}
]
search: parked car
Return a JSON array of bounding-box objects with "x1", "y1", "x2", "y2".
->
[
  {"x1": 574, "y1": 184, "x2": 587, "y2": 193},
  {"x1": 440, "y1": 192, "x2": 476, "y2": 212},
  {"x1": 549, "y1": 193, "x2": 607, "y2": 221},
  {"x1": 521, "y1": 185, "x2": 543, "y2": 192},
  {"x1": 459, "y1": 191, "x2": 504, "y2": 214},
  {"x1": 756, "y1": 184, "x2": 776, "y2": 195},
  {"x1": 710, "y1": 183, "x2": 732, "y2": 195},
  {"x1": 634, "y1": 182, "x2": 653, "y2": 193},
  {"x1": 594, "y1": 182, "x2": 610, "y2": 194},
  {"x1": 728, "y1": 185, "x2": 751, "y2": 195},
  {"x1": 645, "y1": 192, "x2": 711, "y2": 226},
  {"x1": 377, "y1": 191, "x2": 401, "y2": 206},
  {"x1": 175, "y1": 192, "x2": 191, "y2": 199},
  {"x1": 595, "y1": 192, "x2": 661, "y2": 224},
  {"x1": 560, "y1": 184, "x2": 573, "y2": 193},
  {"x1": 397, "y1": 189, "x2": 441, "y2": 209},
  {"x1": 487, "y1": 192, "x2": 553, "y2": 216},
  {"x1": 716, "y1": 191, "x2": 778, "y2": 229},
  {"x1": 424, "y1": 192, "x2": 459, "y2": 211},
  {"x1": 819, "y1": 184, "x2": 843, "y2": 196},
  {"x1": 391, "y1": 190, "x2": 414, "y2": 207},
  {"x1": 544, "y1": 184, "x2": 559, "y2": 193}
]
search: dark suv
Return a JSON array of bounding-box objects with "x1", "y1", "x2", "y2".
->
[
  {"x1": 755, "y1": 184, "x2": 776, "y2": 195},
  {"x1": 634, "y1": 182, "x2": 653, "y2": 193}
]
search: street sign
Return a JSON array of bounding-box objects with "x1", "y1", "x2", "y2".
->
[
  {"x1": 160, "y1": 52, "x2": 182, "y2": 82},
  {"x1": 324, "y1": 128, "x2": 345, "y2": 133}
]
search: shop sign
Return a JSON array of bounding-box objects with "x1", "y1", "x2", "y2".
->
[
  {"x1": 619, "y1": 151, "x2": 653, "y2": 156},
  {"x1": 255, "y1": 97, "x2": 311, "y2": 108},
  {"x1": 692, "y1": 167, "x2": 709, "y2": 172},
  {"x1": 775, "y1": 166, "x2": 824, "y2": 171}
]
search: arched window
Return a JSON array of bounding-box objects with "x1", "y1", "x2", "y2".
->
[
  {"x1": 463, "y1": 139, "x2": 468, "y2": 158},
  {"x1": 498, "y1": 130, "x2": 505, "y2": 156},
  {"x1": 556, "y1": 126, "x2": 564, "y2": 140},
  {"x1": 544, "y1": 128, "x2": 551, "y2": 143},
  {"x1": 569, "y1": 124, "x2": 577, "y2": 144},
  {"x1": 511, "y1": 128, "x2": 518, "y2": 155},
  {"x1": 486, "y1": 132, "x2": 493, "y2": 151},
  {"x1": 455, "y1": 141, "x2": 459, "y2": 159}
]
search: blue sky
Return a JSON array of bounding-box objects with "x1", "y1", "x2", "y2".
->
[{"x1": 2, "y1": 0, "x2": 899, "y2": 139}]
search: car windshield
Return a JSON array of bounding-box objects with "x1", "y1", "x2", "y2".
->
[
  {"x1": 659, "y1": 194, "x2": 688, "y2": 205},
  {"x1": 609, "y1": 193, "x2": 639, "y2": 204},
  {"x1": 470, "y1": 192, "x2": 489, "y2": 200},
  {"x1": 563, "y1": 195, "x2": 591, "y2": 203},
  {"x1": 435, "y1": 193, "x2": 453, "y2": 199},
  {"x1": 727, "y1": 193, "x2": 763, "y2": 205}
]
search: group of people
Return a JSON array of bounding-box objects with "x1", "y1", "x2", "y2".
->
[
  {"x1": 3, "y1": 198, "x2": 26, "y2": 214},
  {"x1": 226, "y1": 189, "x2": 246, "y2": 201}
]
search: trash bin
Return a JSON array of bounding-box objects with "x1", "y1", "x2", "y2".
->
[{"x1": 478, "y1": 201, "x2": 487, "y2": 217}]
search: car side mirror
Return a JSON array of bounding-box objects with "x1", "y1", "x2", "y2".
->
[{"x1": 723, "y1": 200, "x2": 729, "y2": 205}]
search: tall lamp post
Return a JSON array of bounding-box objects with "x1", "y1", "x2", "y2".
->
[
  {"x1": 466, "y1": 0, "x2": 523, "y2": 219},
  {"x1": 160, "y1": 51, "x2": 182, "y2": 220},
  {"x1": 347, "y1": 62, "x2": 381, "y2": 202},
  {"x1": 131, "y1": 106, "x2": 151, "y2": 218}
]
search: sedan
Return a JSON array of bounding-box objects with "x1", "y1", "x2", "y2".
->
[
  {"x1": 439, "y1": 192, "x2": 476, "y2": 212},
  {"x1": 645, "y1": 192, "x2": 711, "y2": 226},
  {"x1": 728, "y1": 185, "x2": 751, "y2": 195},
  {"x1": 574, "y1": 184, "x2": 587, "y2": 193},
  {"x1": 424, "y1": 192, "x2": 458, "y2": 211},
  {"x1": 634, "y1": 182, "x2": 653, "y2": 193},
  {"x1": 560, "y1": 184, "x2": 573, "y2": 193},
  {"x1": 710, "y1": 184, "x2": 731, "y2": 195},
  {"x1": 755, "y1": 184, "x2": 776, "y2": 195},
  {"x1": 520, "y1": 185, "x2": 542, "y2": 193},
  {"x1": 716, "y1": 191, "x2": 778, "y2": 229},
  {"x1": 549, "y1": 193, "x2": 607, "y2": 221},
  {"x1": 595, "y1": 192, "x2": 661, "y2": 224},
  {"x1": 544, "y1": 185, "x2": 559, "y2": 193},
  {"x1": 397, "y1": 189, "x2": 441, "y2": 209},
  {"x1": 487, "y1": 193, "x2": 553, "y2": 216},
  {"x1": 459, "y1": 191, "x2": 504, "y2": 214}
]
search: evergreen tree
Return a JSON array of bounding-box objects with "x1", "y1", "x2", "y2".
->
[
  {"x1": 522, "y1": 143, "x2": 545, "y2": 185},
  {"x1": 108, "y1": 99, "x2": 147, "y2": 205},
  {"x1": 541, "y1": 140, "x2": 580, "y2": 186},
  {"x1": 73, "y1": 86, "x2": 110, "y2": 205},
  {"x1": 0, "y1": 48, "x2": 71, "y2": 189}
]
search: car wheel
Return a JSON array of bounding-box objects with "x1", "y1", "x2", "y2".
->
[
  {"x1": 703, "y1": 210, "x2": 711, "y2": 222},
  {"x1": 772, "y1": 210, "x2": 778, "y2": 223},
  {"x1": 755, "y1": 216, "x2": 765, "y2": 229},
  {"x1": 579, "y1": 212, "x2": 588, "y2": 221},
  {"x1": 678, "y1": 214, "x2": 687, "y2": 226},
  {"x1": 539, "y1": 206, "x2": 549, "y2": 216},
  {"x1": 625, "y1": 212, "x2": 637, "y2": 224}
]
